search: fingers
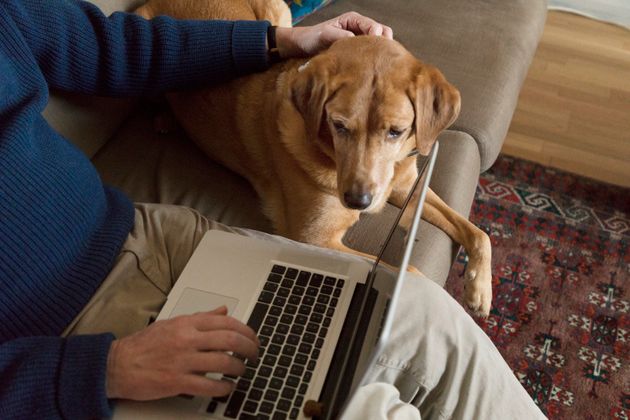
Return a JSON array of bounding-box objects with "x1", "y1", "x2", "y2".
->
[
  {"x1": 334, "y1": 12, "x2": 393, "y2": 39},
  {"x1": 180, "y1": 375, "x2": 235, "y2": 398},
  {"x1": 190, "y1": 311, "x2": 259, "y2": 346},
  {"x1": 185, "y1": 351, "x2": 248, "y2": 377},
  {"x1": 193, "y1": 330, "x2": 259, "y2": 362}
]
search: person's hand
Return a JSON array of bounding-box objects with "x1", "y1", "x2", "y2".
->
[
  {"x1": 105, "y1": 306, "x2": 259, "y2": 400},
  {"x1": 275, "y1": 12, "x2": 393, "y2": 58}
]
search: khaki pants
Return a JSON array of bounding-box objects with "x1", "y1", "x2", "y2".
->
[{"x1": 64, "y1": 203, "x2": 546, "y2": 419}]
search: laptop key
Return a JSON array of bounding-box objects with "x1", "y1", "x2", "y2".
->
[
  {"x1": 281, "y1": 387, "x2": 296, "y2": 400},
  {"x1": 263, "y1": 282, "x2": 279, "y2": 292},
  {"x1": 296, "y1": 271, "x2": 310, "y2": 286},
  {"x1": 281, "y1": 279, "x2": 294, "y2": 289},
  {"x1": 258, "y1": 366, "x2": 272, "y2": 378},
  {"x1": 302, "y1": 296, "x2": 315, "y2": 306},
  {"x1": 276, "y1": 323, "x2": 290, "y2": 334},
  {"x1": 260, "y1": 401, "x2": 274, "y2": 414},
  {"x1": 309, "y1": 274, "x2": 323, "y2": 287},
  {"x1": 272, "y1": 412, "x2": 287, "y2": 420},
  {"x1": 273, "y1": 296, "x2": 286, "y2": 306},
  {"x1": 324, "y1": 276, "x2": 336, "y2": 286},
  {"x1": 323, "y1": 317, "x2": 331, "y2": 327},
  {"x1": 306, "y1": 322, "x2": 319, "y2": 333},
  {"x1": 277, "y1": 286, "x2": 290, "y2": 298},
  {"x1": 260, "y1": 325, "x2": 274, "y2": 337},
  {"x1": 315, "y1": 338, "x2": 324, "y2": 349},
  {"x1": 243, "y1": 400, "x2": 258, "y2": 413},
  {"x1": 302, "y1": 333, "x2": 316, "y2": 344},
  {"x1": 247, "y1": 302, "x2": 269, "y2": 333},
  {"x1": 269, "y1": 378, "x2": 283, "y2": 390},
  {"x1": 288, "y1": 295, "x2": 301, "y2": 305},
  {"x1": 287, "y1": 334, "x2": 300, "y2": 345},
  {"x1": 285, "y1": 304, "x2": 297, "y2": 315},
  {"x1": 333, "y1": 287, "x2": 342, "y2": 297},
  {"x1": 248, "y1": 388, "x2": 263, "y2": 401},
  {"x1": 307, "y1": 360, "x2": 317, "y2": 371},
  {"x1": 259, "y1": 291, "x2": 274, "y2": 304},
  {"x1": 278, "y1": 355, "x2": 292, "y2": 367},
  {"x1": 206, "y1": 400, "x2": 218, "y2": 413},
  {"x1": 267, "y1": 344, "x2": 281, "y2": 355},
  {"x1": 313, "y1": 304, "x2": 326, "y2": 314},
  {"x1": 268, "y1": 273, "x2": 283, "y2": 283},
  {"x1": 319, "y1": 327, "x2": 328, "y2": 338},
  {"x1": 278, "y1": 399, "x2": 292, "y2": 412},
  {"x1": 282, "y1": 344, "x2": 296, "y2": 356},
  {"x1": 286, "y1": 268, "x2": 299, "y2": 279},
  {"x1": 286, "y1": 375, "x2": 300, "y2": 388},
  {"x1": 269, "y1": 306, "x2": 282, "y2": 316},
  {"x1": 265, "y1": 388, "x2": 280, "y2": 401},
  {"x1": 253, "y1": 377, "x2": 268, "y2": 389},
  {"x1": 305, "y1": 287, "x2": 318, "y2": 297},
  {"x1": 264, "y1": 316, "x2": 279, "y2": 326},
  {"x1": 292, "y1": 286, "x2": 305, "y2": 296},
  {"x1": 236, "y1": 379, "x2": 250, "y2": 391},
  {"x1": 290, "y1": 364, "x2": 304, "y2": 376},
  {"x1": 273, "y1": 366, "x2": 288, "y2": 378},
  {"x1": 289, "y1": 408, "x2": 300, "y2": 419},
  {"x1": 223, "y1": 391, "x2": 246, "y2": 418},
  {"x1": 294, "y1": 353, "x2": 308, "y2": 365},
  {"x1": 320, "y1": 285, "x2": 333, "y2": 295},
  {"x1": 299, "y1": 383, "x2": 308, "y2": 395},
  {"x1": 271, "y1": 265, "x2": 286, "y2": 274}
]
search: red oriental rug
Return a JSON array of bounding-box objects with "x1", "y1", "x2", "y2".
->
[{"x1": 445, "y1": 155, "x2": 629, "y2": 419}]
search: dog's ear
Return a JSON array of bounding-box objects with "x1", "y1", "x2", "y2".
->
[
  {"x1": 290, "y1": 56, "x2": 336, "y2": 143},
  {"x1": 409, "y1": 65, "x2": 461, "y2": 155}
]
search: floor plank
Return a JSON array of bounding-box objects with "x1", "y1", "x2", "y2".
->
[{"x1": 502, "y1": 11, "x2": 630, "y2": 187}]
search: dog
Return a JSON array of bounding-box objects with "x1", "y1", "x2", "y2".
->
[{"x1": 136, "y1": 0, "x2": 492, "y2": 317}]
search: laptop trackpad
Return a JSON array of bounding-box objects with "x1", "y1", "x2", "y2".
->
[{"x1": 168, "y1": 288, "x2": 240, "y2": 318}]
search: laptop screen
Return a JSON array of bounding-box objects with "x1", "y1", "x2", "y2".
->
[{"x1": 321, "y1": 142, "x2": 440, "y2": 419}]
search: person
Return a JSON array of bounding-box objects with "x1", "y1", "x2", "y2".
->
[{"x1": 0, "y1": 0, "x2": 546, "y2": 418}]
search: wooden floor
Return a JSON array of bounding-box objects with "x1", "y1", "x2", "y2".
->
[{"x1": 502, "y1": 11, "x2": 630, "y2": 187}]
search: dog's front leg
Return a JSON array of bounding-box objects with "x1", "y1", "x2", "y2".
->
[
  {"x1": 388, "y1": 162, "x2": 492, "y2": 316},
  {"x1": 421, "y1": 189, "x2": 492, "y2": 317}
]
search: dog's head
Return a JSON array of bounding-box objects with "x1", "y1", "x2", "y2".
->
[{"x1": 290, "y1": 36, "x2": 460, "y2": 211}]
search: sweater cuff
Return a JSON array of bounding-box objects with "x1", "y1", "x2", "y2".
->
[
  {"x1": 231, "y1": 20, "x2": 271, "y2": 75},
  {"x1": 58, "y1": 333, "x2": 116, "y2": 419}
]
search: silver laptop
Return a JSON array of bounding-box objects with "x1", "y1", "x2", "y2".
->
[{"x1": 114, "y1": 142, "x2": 439, "y2": 420}]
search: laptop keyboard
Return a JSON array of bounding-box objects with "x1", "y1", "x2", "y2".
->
[{"x1": 206, "y1": 264, "x2": 345, "y2": 419}]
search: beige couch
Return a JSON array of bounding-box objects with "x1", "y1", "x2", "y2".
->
[{"x1": 43, "y1": 0, "x2": 547, "y2": 287}]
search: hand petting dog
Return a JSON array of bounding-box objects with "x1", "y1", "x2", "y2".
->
[{"x1": 275, "y1": 12, "x2": 394, "y2": 58}]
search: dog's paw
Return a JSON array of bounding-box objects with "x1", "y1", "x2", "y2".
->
[{"x1": 463, "y1": 244, "x2": 492, "y2": 317}]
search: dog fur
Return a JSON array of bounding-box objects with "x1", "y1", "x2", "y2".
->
[{"x1": 136, "y1": 0, "x2": 492, "y2": 316}]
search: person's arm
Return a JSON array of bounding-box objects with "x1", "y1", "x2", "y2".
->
[
  {"x1": 2, "y1": 0, "x2": 271, "y2": 96},
  {"x1": 0, "y1": 334, "x2": 115, "y2": 419}
]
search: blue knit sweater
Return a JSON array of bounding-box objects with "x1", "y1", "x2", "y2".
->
[{"x1": 0, "y1": 0, "x2": 271, "y2": 417}]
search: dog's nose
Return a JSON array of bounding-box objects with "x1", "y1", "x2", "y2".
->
[{"x1": 343, "y1": 191, "x2": 373, "y2": 210}]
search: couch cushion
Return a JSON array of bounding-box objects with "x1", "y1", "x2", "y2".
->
[
  {"x1": 299, "y1": 0, "x2": 547, "y2": 171},
  {"x1": 92, "y1": 109, "x2": 274, "y2": 232}
]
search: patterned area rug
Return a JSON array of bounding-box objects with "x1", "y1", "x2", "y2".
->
[{"x1": 445, "y1": 155, "x2": 629, "y2": 419}]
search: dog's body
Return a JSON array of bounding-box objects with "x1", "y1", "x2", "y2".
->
[{"x1": 136, "y1": 0, "x2": 492, "y2": 316}]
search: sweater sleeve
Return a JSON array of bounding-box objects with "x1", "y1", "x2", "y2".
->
[
  {"x1": 0, "y1": 334, "x2": 115, "y2": 420},
  {"x1": 2, "y1": 0, "x2": 271, "y2": 96}
]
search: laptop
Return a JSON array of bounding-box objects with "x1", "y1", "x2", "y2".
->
[{"x1": 114, "y1": 142, "x2": 439, "y2": 420}]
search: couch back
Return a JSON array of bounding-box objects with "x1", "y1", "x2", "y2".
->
[{"x1": 42, "y1": 0, "x2": 145, "y2": 158}]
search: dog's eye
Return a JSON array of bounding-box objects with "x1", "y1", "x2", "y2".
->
[
  {"x1": 333, "y1": 121, "x2": 349, "y2": 134},
  {"x1": 387, "y1": 128, "x2": 404, "y2": 139}
]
